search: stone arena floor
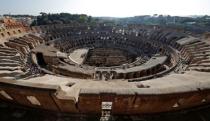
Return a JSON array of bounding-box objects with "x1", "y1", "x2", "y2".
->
[{"x1": 69, "y1": 48, "x2": 89, "y2": 65}]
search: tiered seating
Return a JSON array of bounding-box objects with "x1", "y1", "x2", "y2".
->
[
  {"x1": 183, "y1": 40, "x2": 210, "y2": 72},
  {"x1": 36, "y1": 25, "x2": 210, "y2": 80},
  {"x1": 43, "y1": 28, "x2": 182, "y2": 80},
  {"x1": 1, "y1": 25, "x2": 210, "y2": 116},
  {"x1": 0, "y1": 46, "x2": 22, "y2": 79},
  {"x1": 0, "y1": 34, "x2": 45, "y2": 79}
]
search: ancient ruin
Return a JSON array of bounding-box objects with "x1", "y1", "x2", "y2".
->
[{"x1": 0, "y1": 18, "x2": 210, "y2": 120}]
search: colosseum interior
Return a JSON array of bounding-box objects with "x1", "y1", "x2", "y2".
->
[{"x1": 0, "y1": 18, "x2": 210, "y2": 121}]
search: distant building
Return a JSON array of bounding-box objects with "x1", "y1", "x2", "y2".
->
[
  {"x1": 15, "y1": 17, "x2": 34, "y2": 26},
  {"x1": 186, "y1": 22, "x2": 196, "y2": 25},
  {"x1": 206, "y1": 17, "x2": 210, "y2": 20},
  {"x1": 0, "y1": 17, "x2": 6, "y2": 32}
]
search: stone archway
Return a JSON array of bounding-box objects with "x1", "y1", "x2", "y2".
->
[{"x1": 36, "y1": 53, "x2": 46, "y2": 67}]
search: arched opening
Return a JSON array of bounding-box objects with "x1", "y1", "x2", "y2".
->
[
  {"x1": 133, "y1": 72, "x2": 138, "y2": 78},
  {"x1": 7, "y1": 32, "x2": 11, "y2": 36},
  {"x1": 36, "y1": 53, "x2": 46, "y2": 67},
  {"x1": 1, "y1": 33, "x2": 4, "y2": 37}
]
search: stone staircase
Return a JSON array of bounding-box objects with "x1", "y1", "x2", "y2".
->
[
  {"x1": 183, "y1": 40, "x2": 210, "y2": 72},
  {"x1": 0, "y1": 34, "x2": 45, "y2": 79},
  {"x1": 0, "y1": 46, "x2": 23, "y2": 79}
]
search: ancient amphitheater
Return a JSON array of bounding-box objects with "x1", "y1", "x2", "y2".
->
[{"x1": 0, "y1": 19, "x2": 210, "y2": 120}]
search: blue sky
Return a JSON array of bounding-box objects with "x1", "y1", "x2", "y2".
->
[{"x1": 0, "y1": 0, "x2": 210, "y2": 17}]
